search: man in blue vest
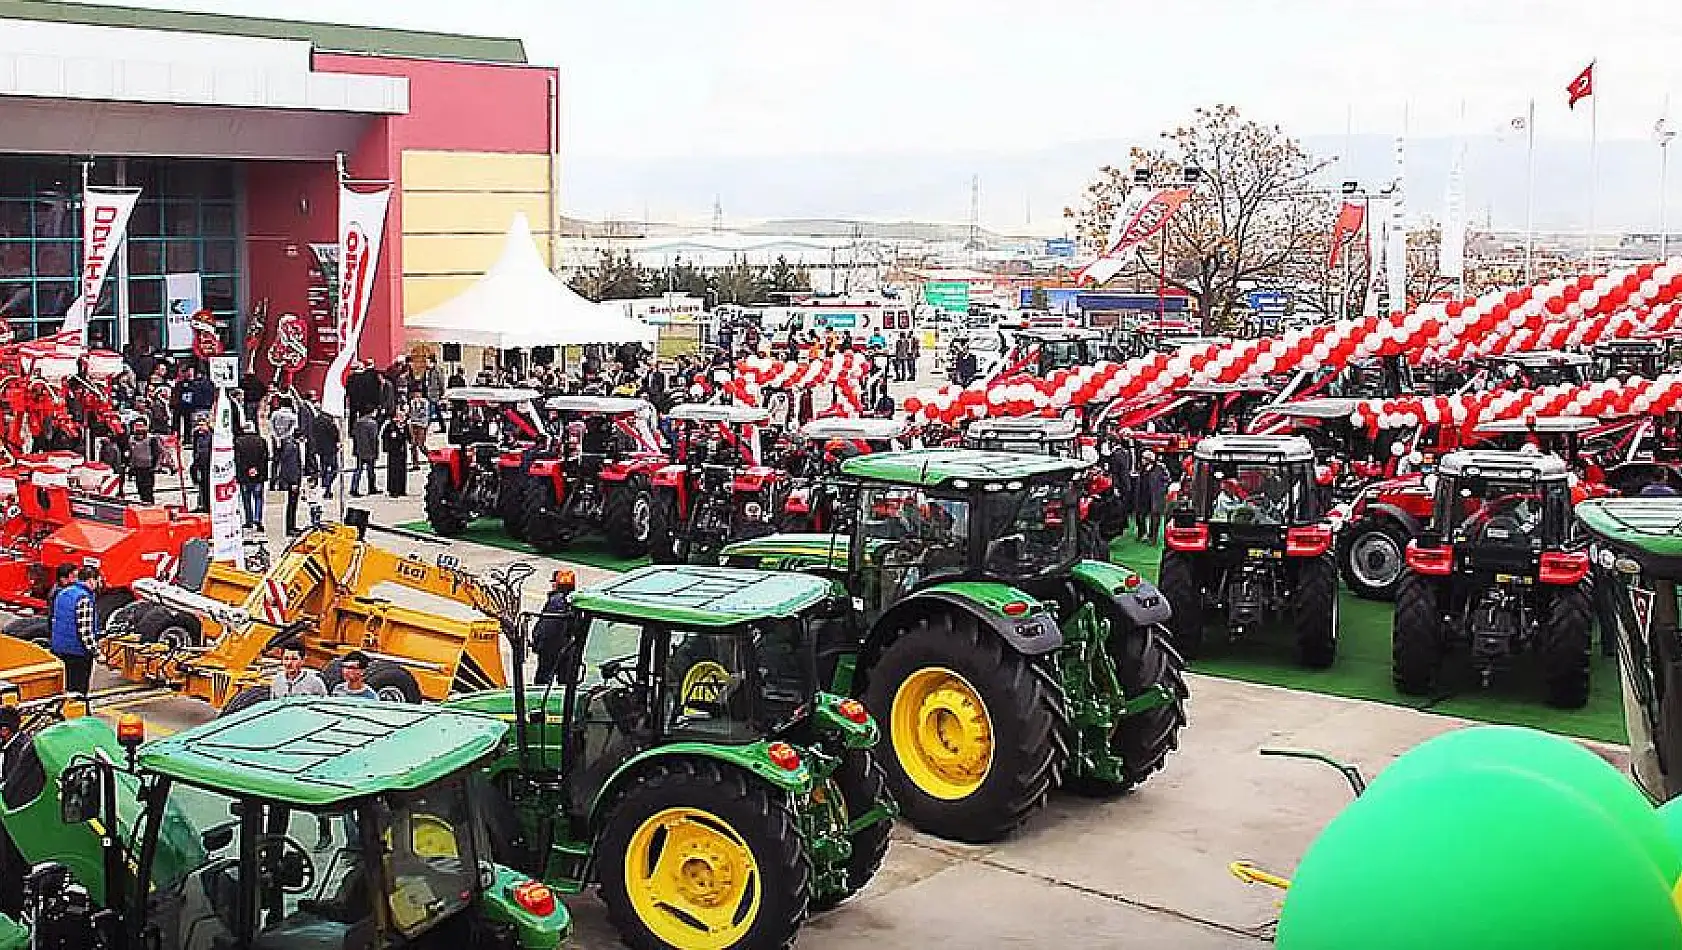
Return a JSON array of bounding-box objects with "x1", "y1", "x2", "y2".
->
[{"x1": 50, "y1": 566, "x2": 101, "y2": 696}]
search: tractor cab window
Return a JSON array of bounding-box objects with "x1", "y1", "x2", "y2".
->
[
  {"x1": 664, "y1": 631, "x2": 758, "y2": 741},
  {"x1": 857, "y1": 486, "x2": 971, "y2": 613},
  {"x1": 1437, "y1": 475, "x2": 1568, "y2": 548},
  {"x1": 376, "y1": 781, "x2": 483, "y2": 938},
  {"x1": 979, "y1": 481, "x2": 1078, "y2": 578},
  {"x1": 1195, "y1": 462, "x2": 1310, "y2": 526},
  {"x1": 1037, "y1": 339, "x2": 1087, "y2": 372}
]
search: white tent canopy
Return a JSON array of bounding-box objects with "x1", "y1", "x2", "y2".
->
[{"x1": 404, "y1": 213, "x2": 656, "y2": 348}]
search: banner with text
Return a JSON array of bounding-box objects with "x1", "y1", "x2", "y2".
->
[
  {"x1": 208, "y1": 390, "x2": 244, "y2": 568},
  {"x1": 1075, "y1": 187, "x2": 1193, "y2": 287},
  {"x1": 164, "y1": 272, "x2": 202, "y2": 351},
  {"x1": 321, "y1": 184, "x2": 392, "y2": 417},
  {"x1": 62, "y1": 185, "x2": 143, "y2": 342}
]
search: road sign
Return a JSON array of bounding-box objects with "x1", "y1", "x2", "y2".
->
[
  {"x1": 923, "y1": 281, "x2": 971, "y2": 314},
  {"x1": 1044, "y1": 238, "x2": 1076, "y2": 258}
]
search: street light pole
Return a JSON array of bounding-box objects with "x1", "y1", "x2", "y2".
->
[{"x1": 1661, "y1": 107, "x2": 1676, "y2": 259}]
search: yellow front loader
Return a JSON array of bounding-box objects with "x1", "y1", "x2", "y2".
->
[{"x1": 97, "y1": 509, "x2": 511, "y2": 710}]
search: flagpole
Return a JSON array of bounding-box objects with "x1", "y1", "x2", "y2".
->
[
  {"x1": 1524, "y1": 98, "x2": 1537, "y2": 285},
  {"x1": 1662, "y1": 94, "x2": 1674, "y2": 260},
  {"x1": 1589, "y1": 61, "x2": 1600, "y2": 272}
]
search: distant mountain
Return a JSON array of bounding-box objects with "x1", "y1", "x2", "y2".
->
[{"x1": 563, "y1": 134, "x2": 1681, "y2": 235}]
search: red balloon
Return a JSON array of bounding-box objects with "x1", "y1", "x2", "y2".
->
[
  {"x1": 1445, "y1": 300, "x2": 1465, "y2": 317},
  {"x1": 1546, "y1": 298, "x2": 1566, "y2": 315}
]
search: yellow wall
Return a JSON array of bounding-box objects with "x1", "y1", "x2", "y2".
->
[{"x1": 398, "y1": 150, "x2": 556, "y2": 321}]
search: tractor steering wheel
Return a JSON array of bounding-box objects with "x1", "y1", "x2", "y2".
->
[{"x1": 259, "y1": 834, "x2": 317, "y2": 896}]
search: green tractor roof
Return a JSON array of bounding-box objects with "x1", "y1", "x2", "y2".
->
[
  {"x1": 571, "y1": 565, "x2": 833, "y2": 628},
  {"x1": 1578, "y1": 497, "x2": 1682, "y2": 563},
  {"x1": 839, "y1": 448, "x2": 1088, "y2": 487},
  {"x1": 138, "y1": 698, "x2": 508, "y2": 807}
]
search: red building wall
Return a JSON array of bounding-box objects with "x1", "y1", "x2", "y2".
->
[{"x1": 243, "y1": 52, "x2": 556, "y2": 392}]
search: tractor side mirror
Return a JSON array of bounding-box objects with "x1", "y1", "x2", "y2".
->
[
  {"x1": 58, "y1": 763, "x2": 102, "y2": 825},
  {"x1": 984, "y1": 535, "x2": 1025, "y2": 570},
  {"x1": 200, "y1": 823, "x2": 235, "y2": 852}
]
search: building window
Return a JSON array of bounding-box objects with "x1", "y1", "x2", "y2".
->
[{"x1": 0, "y1": 155, "x2": 241, "y2": 347}]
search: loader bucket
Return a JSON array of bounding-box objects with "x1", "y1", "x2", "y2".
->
[{"x1": 0, "y1": 635, "x2": 65, "y2": 703}]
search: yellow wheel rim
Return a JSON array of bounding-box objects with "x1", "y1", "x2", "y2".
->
[
  {"x1": 625, "y1": 806, "x2": 761, "y2": 949},
  {"x1": 890, "y1": 667, "x2": 993, "y2": 800}
]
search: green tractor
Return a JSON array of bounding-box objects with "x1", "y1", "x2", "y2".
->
[
  {"x1": 1578, "y1": 496, "x2": 1682, "y2": 803},
  {"x1": 721, "y1": 448, "x2": 1188, "y2": 843},
  {"x1": 445, "y1": 563, "x2": 895, "y2": 950},
  {"x1": 0, "y1": 698, "x2": 570, "y2": 950}
]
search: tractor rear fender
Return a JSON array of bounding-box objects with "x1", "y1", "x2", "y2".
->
[
  {"x1": 863, "y1": 582, "x2": 1062, "y2": 680},
  {"x1": 733, "y1": 468, "x2": 782, "y2": 493},
  {"x1": 495, "y1": 450, "x2": 526, "y2": 471},
  {"x1": 597, "y1": 461, "x2": 636, "y2": 483},
  {"x1": 1070, "y1": 559, "x2": 1171, "y2": 627},
  {"x1": 588, "y1": 744, "x2": 810, "y2": 827},
  {"x1": 650, "y1": 464, "x2": 687, "y2": 490},
  {"x1": 427, "y1": 447, "x2": 464, "y2": 487}
]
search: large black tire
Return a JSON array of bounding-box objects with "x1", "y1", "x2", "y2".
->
[
  {"x1": 94, "y1": 589, "x2": 132, "y2": 628},
  {"x1": 3, "y1": 618, "x2": 47, "y2": 647},
  {"x1": 219, "y1": 685, "x2": 272, "y2": 717},
  {"x1": 425, "y1": 464, "x2": 469, "y2": 537},
  {"x1": 808, "y1": 750, "x2": 892, "y2": 912},
  {"x1": 132, "y1": 605, "x2": 203, "y2": 649},
  {"x1": 1291, "y1": 554, "x2": 1340, "y2": 670},
  {"x1": 602, "y1": 480, "x2": 653, "y2": 558},
  {"x1": 1156, "y1": 551, "x2": 1205, "y2": 659},
  {"x1": 1066, "y1": 619, "x2": 1188, "y2": 797},
  {"x1": 521, "y1": 476, "x2": 567, "y2": 555},
  {"x1": 596, "y1": 758, "x2": 810, "y2": 950},
  {"x1": 1392, "y1": 574, "x2": 1445, "y2": 696},
  {"x1": 1339, "y1": 518, "x2": 1409, "y2": 601},
  {"x1": 1539, "y1": 588, "x2": 1593, "y2": 709},
  {"x1": 499, "y1": 468, "x2": 530, "y2": 542},
  {"x1": 863, "y1": 611, "x2": 1063, "y2": 843},
  {"x1": 647, "y1": 495, "x2": 679, "y2": 564}
]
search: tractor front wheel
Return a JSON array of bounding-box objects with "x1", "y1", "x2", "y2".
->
[
  {"x1": 865, "y1": 611, "x2": 1063, "y2": 843},
  {"x1": 499, "y1": 469, "x2": 530, "y2": 542},
  {"x1": 1156, "y1": 551, "x2": 1205, "y2": 659},
  {"x1": 1539, "y1": 588, "x2": 1593, "y2": 709},
  {"x1": 597, "y1": 758, "x2": 809, "y2": 950},
  {"x1": 808, "y1": 749, "x2": 891, "y2": 912},
  {"x1": 1291, "y1": 554, "x2": 1340, "y2": 670},
  {"x1": 425, "y1": 464, "x2": 468, "y2": 537},
  {"x1": 1339, "y1": 518, "x2": 1408, "y2": 601},
  {"x1": 604, "y1": 480, "x2": 654, "y2": 558},
  {"x1": 1392, "y1": 574, "x2": 1444, "y2": 696},
  {"x1": 521, "y1": 476, "x2": 567, "y2": 556}
]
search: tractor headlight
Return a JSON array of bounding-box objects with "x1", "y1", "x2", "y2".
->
[{"x1": 745, "y1": 501, "x2": 764, "y2": 520}]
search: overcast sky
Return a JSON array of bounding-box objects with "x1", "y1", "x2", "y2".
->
[{"x1": 88, "y1": 0, "x2": 1682, "y2": 158}]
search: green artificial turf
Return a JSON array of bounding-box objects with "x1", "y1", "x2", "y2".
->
[
  {"x1": 1104, "y1": 534, "x2": 1627, "y2": 744},
  {"x1": 396, "y1": 520, "x2": 650, "y2": 573}
]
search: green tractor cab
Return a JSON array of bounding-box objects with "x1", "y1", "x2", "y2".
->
[
  {"x1": 1578, "y1": 497, "x2": 1682, "y2": 802},
  {"x1": 0, "y1": 698, "x2": 569, "y2": 950},
  {"x1": 446, "y1": 564, "x2": 894, "y2": 950},
  {"x1": 723, "y1": 448, "x2": 1189, "y2": 843}
]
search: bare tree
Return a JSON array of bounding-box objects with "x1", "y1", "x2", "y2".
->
[{"x1": 1066, "y1": 105, "x2": 1334, "y2": 332}]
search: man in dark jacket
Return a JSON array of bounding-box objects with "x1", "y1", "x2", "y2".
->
[
  {"x1": 190, "y1": 416, "x2": 213, "y2": 512},
  {"x1": 234, "y1": 424, "x2": 270, "y2": 530},
  {"x1": 530, "y1": 569, "x2": 578, "y2": 684},
  {"x1": 346, "y1": 361, "x2": 383, "y2": 419},
  {"x1": 310, "y1": 408, "x2": 340, "y2": 498},
  {"x1": 1134, "y1": 451, "x2": 1171, "y2": 544},
  {"x1": 50, "y1": 566, "x2": 101, "y2": 695},
  {"x1": 126, "y1": 418, "x2": 168, "y2": 505}
]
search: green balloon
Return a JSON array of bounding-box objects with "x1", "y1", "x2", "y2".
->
[
  {"x1": 1278, "y1": 764, "x2": 1682, "y2": 950},
  {"x1": 1368, "y1": 725, "x2": 1680, "y2": 884}
]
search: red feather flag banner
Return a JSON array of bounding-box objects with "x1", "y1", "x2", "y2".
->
[{"x1": 1328, "y1": 202, "x2": 1367, "y2": 268}]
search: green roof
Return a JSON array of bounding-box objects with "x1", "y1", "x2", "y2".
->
[
  {"x1": 840, "y1": 448, "x2": 1087, "y2": 488},
  {"x1": 0, "y1": 0, "x2": 527, "y2": 64},
  {"x1": 138, "y1": 698, "x2": 508, "y2": 807},
  {"x1": 1577, "y1": 498, "x2": 1682, "y2": 560},
  {"x1": 571, "y1": 565, "x2": 832, "y2": 629}
]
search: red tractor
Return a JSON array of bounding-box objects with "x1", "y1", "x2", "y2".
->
[
  {"x1": 649, "y1": 404, "x2": 788, "y2": 563},
  {"x1": 516, "y1": 395, "x2": 667, "y2": 558},
  {"x1": 960, "y1": 414, "x2": 1121, "y2": 555},
  {"x1": 0, "y1": 456, "x2": 211, "y2": 642},
  {"x1": 778, "y1": 416, "x2": 909, "y2": 533},
  {"x1": 424, "y1": 387, "x2": 546, "y2": 537}
]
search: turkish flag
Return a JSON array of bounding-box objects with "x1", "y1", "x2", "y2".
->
[
  {"x1": 1328, "y1": 202, "x2": 1366, "y2": 268},
  {"x1": 1567, "y1": 62, "x2": 1594, "y2": 110}
]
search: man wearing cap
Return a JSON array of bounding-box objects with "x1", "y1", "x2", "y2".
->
[{"x1": 531, "y1": 570, "x2": 577, "y2": 684}]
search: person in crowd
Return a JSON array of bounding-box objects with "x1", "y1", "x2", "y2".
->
[
  {"x1": 311, "y1": 406, "x2": 341, "y2": 499},
  {"x1": 349, "y1": 411, "x2": 380, "y2": 497},
  {"x1": 269, "y1": 394, "x2": 299, "y2": 446},
  {"x1": 234, "y1": 422, "x2": 270, "y2": 531},
  {"x1": 446, "y1": 364, "x2": 466, "y2": 389},
  {"x1": 171, "y1": 365, "x2": 199, "y2": 439},
  {"x1": 272, "y1": 423, "x2": 304, "y2": 536},
  {"x1": 190, "y1": 415, "x2": 212, "y2": 513},
  {"x1": 240, "y1": 372, "x2": 267, "y2": 428},
  {"x1": 50, "y1": 565, "x2": 101, "y2": 695},
  {"x1": 893, "y1": 331, "x2": 913, "y2": 382},
  {"x1": 1106, "y1": 439, "x2": 1135, "y2": 531},
  {"x1": 272, "y1": 646, "x2": 327, "y2": 698},
  {"x1": 423, "y1": 355, "x2": 446, "y2": 432},
  {"x1": 380, "y1": 407, "x2": 410, "y2": 498},
  {"x1": 346, "y1": 360, "x2": 383, "y2": 420},
  {"x1": 1134, "y1": 451, "x2": 1171, "y2": 544},
  {"x1": 331, "y1": 651, "x2": 379, "y2": 700},
  {"x1": 406, "y1": 388, "x2": 429, "y2": 468},
  {"x1": 531, "y1": 569, "x2": 577, "y2": 684}
]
